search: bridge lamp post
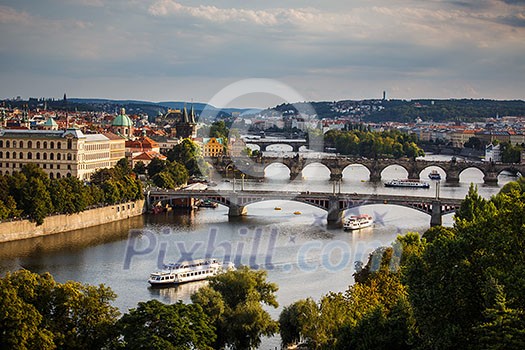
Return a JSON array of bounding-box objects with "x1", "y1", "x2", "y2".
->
[
  {"x1": 435, "y1": 180, "x2": 441, "y2": 200},
  {"x1": 241, "y1": 173, "x2": 245, "y2": 191}
]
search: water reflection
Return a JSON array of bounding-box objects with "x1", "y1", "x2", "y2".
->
[{"x1": 148, "y1": 280, "x2": 209, "y2": 305}]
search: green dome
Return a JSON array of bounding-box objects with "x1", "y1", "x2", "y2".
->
[
  {"x1": 112, "y1": 108, "x2": 133, "y2": 127},
  {"x1": 43, "y1": 117, "x2": 58, "y2": 127}
]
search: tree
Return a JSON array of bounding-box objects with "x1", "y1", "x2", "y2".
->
[
  {"x1": 192, "y1": 266, "x2": 279, "y2": 349},
  {"x1": 132, "y1": 161, "x2": 146, "y2": 175},
  {"x1": 464, "y1": 136, "x2": 482, "y2": 150},
  {"x1": 0, "y1": 270, "x2": 119, "y2": 350},
  {"x1": 21, "y1": 177, "x2": 54, "y2": 225},
  {"x1": 209, "y1": 120, "x2": 229, "y2": 139},
  {"x1": 146, "y1": 158, "x2": 167, "y2": 178},
  {"x1": 167, "y1": 138, "x2": 206, "y2": 176},
  {"x1": 116, "y1": 299, "x2": 215, "y2": 350}
]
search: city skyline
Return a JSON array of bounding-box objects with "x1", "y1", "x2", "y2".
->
[{"x1": 1, "y1": 0, "x2": 524, "y2": 108}]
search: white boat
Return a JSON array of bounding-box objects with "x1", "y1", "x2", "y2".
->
[
  {"x1": 428, "y1": 170, "x2": 441, "y2": 180},
  {"x1": 344, "y1": 214, "x2": 373, "y2": 230},
  {"x1": 384, "y1": 179, "x2": 430, "y2": 189},
  {"x1": 148, "y1": 259, "x2": 235, "y2": 286}
]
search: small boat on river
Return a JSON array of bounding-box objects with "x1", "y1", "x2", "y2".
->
[
  {"x1": 428, "y1": 170, "x2": 441, "y2": 180},
  {"x1": 148, "y1": 259, "x2": 235, "y2": 286},
  {"x1": 343, "y1": 214, "x2": 373, "y2": 230},
  {"x1": 384, "y1": 179, "x2": 430, "y2": 189}
]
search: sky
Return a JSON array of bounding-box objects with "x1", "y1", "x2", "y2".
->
[{"x1": 0, "y1": 0, "x2": 524, "y2": 108}]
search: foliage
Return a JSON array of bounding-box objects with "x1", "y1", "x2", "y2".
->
[
  {"x1": 167, "y1": 138, "x2": 207, "y2": 177},
  {"x1": 500, "y1": 142, "x2": 523, "y2": 164},
  {"x1": 192, "y1": 266, "x2": 279, "y2": 349},
  {"x1": 324, "y1": 129, "x2": 424, "y2": 159},
  {"x1": 0, "y1": 160, "x2": 142, "y2": 225},
  {"x1": 0, "y1": 269, "x2": 119, "y2": 350},
  {"x1": 464, "y1": 136, "x2": 483, "y2": 150},
  {"x1": 115, "y1": 299, "x2": 215, "y2": 350},
  {"x1": 132, "y1": 161, "x2": 146, "y2": 175}
]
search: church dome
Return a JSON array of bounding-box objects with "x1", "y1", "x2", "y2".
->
[{"x1": 112, "y1": 108, "x2": 133, "y2": 127}]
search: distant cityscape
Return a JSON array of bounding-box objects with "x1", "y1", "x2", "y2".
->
[{"x1": 1, "y1": 95, "x2": 525, "y2": 181}]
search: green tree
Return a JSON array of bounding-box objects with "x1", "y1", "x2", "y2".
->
[
  {"x1": 192, "y1": 266, "x2": 279, "y2": 349},
  {"x1": 21, "y1": 177, "x2": 54, "y2": 225},
  {"x1": 167, "y1": 138, "x2": 206, "y2": 176},
  {"x1": 132, "y1": 161, "x2": 147, "y2": 175},
  {"x1": 146, "y1": 158, "x2": 167, "y2": 178},
  {"x1": 0, "y1": 270, "x2": 119, "y2": 350},
  {"x1": 116, "y1": 299, "x2": 215, "y2": 350}
]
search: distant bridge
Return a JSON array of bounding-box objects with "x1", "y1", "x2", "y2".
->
[
  {"x1": 243, "y1": 138, "x2": 308, "y2": 152},
  {"x1": 212, "y1": 155, "x2": 525, "y2": 184},
  {"x1": 147, "y1": 189, "x2": 463, "y2": 227}
]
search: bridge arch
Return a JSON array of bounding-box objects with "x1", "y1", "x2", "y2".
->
[
  {"x1": 419, "y1": 166, "x2": 447, "y2": 180},
  {"x1": 263, "y1": 162, "x2": 291, "y2": 179},
  {"x1": 342, "y1": 164, "x2": 371, "y2": 181},
  {"x1": 458, "y1": 166, "x2": 486, "y2": 183},
  {"x1": 380, "y1": 164, "x2": 409, "y2": 180},
  {"x1": 302, "y1": 162, "x2": 331, "y2": 180},
  {"x1": 265, "y1": 144, "x2": 293, "y2": 152}
]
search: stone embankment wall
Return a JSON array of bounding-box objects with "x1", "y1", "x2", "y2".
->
[{"x1": 0, "y1": 200, "x2": 145, "y2": 243}]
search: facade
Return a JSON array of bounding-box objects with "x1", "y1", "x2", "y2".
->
[
  {"x1": 200, "y1": 137, "x2": 224, "y2": 157},
  {"x1": 0, "y1": 128, "x2": 125, "y2": 180},
  {"x1": 485, "y1": 143, "x2": 501, "y2": 163}
]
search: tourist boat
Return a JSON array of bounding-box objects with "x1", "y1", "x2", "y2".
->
[
  {"x1": 428, "y1": 170, "x2": 441, "y2": 180},
  {"x1": 274, "y1": 207, "x2": 282, "y2": 210},
  {"x1": 384, "y1": 179, "x2": 430, "y2": 189},
  {"x1": 343, "y1": 214, "x2": 373, "y2": 230},
  {"x1": 294, "y1": 211, "x2": 302, "y2": 215},
  {"x1": 148, "y1": 259, "x2": 235, "y2": 286}
]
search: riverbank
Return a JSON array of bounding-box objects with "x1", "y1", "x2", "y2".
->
[{"x1": 0, "y1": 200, "x2": 145, "y2": 243}]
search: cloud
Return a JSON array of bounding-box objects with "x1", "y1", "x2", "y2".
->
[{"x1": 0, "y1": 5, "x2": 32, "y2": 24}]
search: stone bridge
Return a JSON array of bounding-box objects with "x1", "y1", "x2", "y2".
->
[
  {"x1": 148, "y1": 189, "x2": 463, "y2": 226},
  {"x1": 243, "y1": 138, "x2": 308, "y2": 152},
  {"x1": 212, "y1": 155, "x2": 525, "y2": 184}
]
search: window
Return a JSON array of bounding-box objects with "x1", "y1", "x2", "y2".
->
[
  {"x1": 12, "y1": 152, "x2": 15, "y2": 159},
  {"x1": 13, "y1": 141, "x2": 16, "y2": 148},
  {"x1": 57, "y1": 142, "x2": 61, "y2": 149},
  {"x1": 0, "y1": 151, "x2": 2, "y2": 158},
  {"x1": 28, "y1": 141, "x2": 32, "y2": 148},
  {"x1": 0, "y1": 141, "x2": 3, "y2": 147},
  {"x1": 28, "y1": 152, "x2": 32, "y2": 160},
  {"x1": 50, "y1": 142, "x2": 54, "y2": 149},
  {"x1": 43, "y1": 164, "x2": 46, "y2": 169},
  {"x1": 43, "y1": 141, "x2": 47, "y2": 149},
  {"x1": 37, "y1": 141, "x2": 41, "y2": 148},
  {"x1": 6, "y1": 140, "x2": 10, "y2": 147},
  {"x1": 36, "y1": 153, "x2": 40, "y2": 160},
  {"x1": 50, "y1": 173, "x2": 54, "y2": 179},
  {"x1": 57, "y1": 153, "x2": 61, "y2": 161},
  {"x1": 67, "y1": 153, "x2": 72, "y2": 161},
  {"x1": 67, "y1": 139, "x2": 72, "y2": 149},
  {"x1": 43, "y1": 153, "x2": 47, "y2": 160},
  {"x1": 50, "y1": 153, "x2": 54, "y2": 160},
  {"x1": 57, "y1": 172, "x2": 61, "y2": 178},
  {"x1": 67, "y1": 173, "x2": 71, "y2": 177},
  {"x1": 19, "y1": 141, "x2": 23, "y2": 148},
  {"x1": 19, "y1": 152, "x2": 23, "y2": 159}
]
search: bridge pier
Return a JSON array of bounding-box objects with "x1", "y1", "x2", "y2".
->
[
  {"x1": 228, "y1": 204, "x2": 247, "y2": 217},
  {"x1": 483, "y1": 172, "x2": 499, "y2": 184},
  {"x1": 329, "y1": 172, "x2": 343, "y2": 181},
  {"x1": 369, "y1": 170, "x2": 381, "y2": 182},
  {"x1": 290, "y1": 171, "x2": 302, "y2": 180},
  {"x1": 430, "y1": 200, "x2": 442, "y2": 227},
  {"x1": 327, "y1": 196, "x2": 343, "y2": 224}
]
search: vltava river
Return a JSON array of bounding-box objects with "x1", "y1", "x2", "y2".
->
[{"x1": 0, "y1": 155, "x2": 516, "y2": 348}]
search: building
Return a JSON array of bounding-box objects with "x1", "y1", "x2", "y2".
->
[
  {"x1": 0, "y1": 128, "x2": 125, "y2": 180},
  {"x1": 485, "y1": 143, "x2": 501, "y2": 163},
  {"x1": 160, "y1": 106, "x2": 197, "y2": 139},
  {"x1": 111, "y1": 108, "x2": 134, "y2": 138},
  {"x1": 201, "y1": 137, "x2": 224, "y2": 157}
]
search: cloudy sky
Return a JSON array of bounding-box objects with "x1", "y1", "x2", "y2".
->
[{"x1": 1, "y1": 0, "x2": 524, "y2": 108}]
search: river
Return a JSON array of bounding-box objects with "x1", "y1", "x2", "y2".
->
[{"x1": 0, "y1": 154, "x2": 517, "y2": 349}]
